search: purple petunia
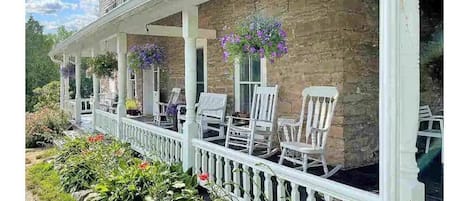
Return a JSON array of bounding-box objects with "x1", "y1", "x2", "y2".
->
[{"x1": 249, "y1": 47, "x2": 257, "y2": 54}]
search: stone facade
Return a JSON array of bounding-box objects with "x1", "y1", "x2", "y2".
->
[{"x1": 98, "y1": 0, "x2": 380, "y2": 169}]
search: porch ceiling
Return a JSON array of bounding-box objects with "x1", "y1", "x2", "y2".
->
[{"x1": 49, "y1": 0, "x2": 210, "y2": 58}]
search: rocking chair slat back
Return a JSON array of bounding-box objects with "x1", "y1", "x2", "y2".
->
[
  {"x1": 168, "y1": 88, "x2": 182, "y2": 105},
  {"x1": 298, "y1": 86, "x2": 338, "y2": 149},
  {"x1": 250, "y1": 85, "x2": 279, "y2": 129},
  {"x1": 419, "y1": 105, "x2": 432, "y2": 119},
  {"x1": 197, "y1": 93, "x2": 227, "y2": 119}
]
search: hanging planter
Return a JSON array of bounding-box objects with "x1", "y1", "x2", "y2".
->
[
  {"x1": 220, "y1": 15, "x2": 288, "y2": 64},
  {"x1": 89, "y1": 52, "x2": 118, "y2": 78},
  {"x1": 128, "y1": 43, "x2": 166, "y2": 71},
  {"x1": 60, "y1": 62, "x2": 75, "y2": 78}
]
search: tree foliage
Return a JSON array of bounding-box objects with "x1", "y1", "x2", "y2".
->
[
  {"x1": 33, "y1": 81, "x2": 60, "y2": 111},
  {"x1": 26, "y1": 16, "x2": 59, "y2": 112}
]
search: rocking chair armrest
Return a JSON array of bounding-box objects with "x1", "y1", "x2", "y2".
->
[
  {"x1": 279, "y1": 120, "x2": 302, "y2": 128},
  {"x1": 199, "y1": 106, "x2": 225, "y2": 113},
  {"x1": 227, "y1": 116, "x2": 251, "y2": 121},
  {"x1": 429, "y1": 115, "x2": 444, "y2": 119}
]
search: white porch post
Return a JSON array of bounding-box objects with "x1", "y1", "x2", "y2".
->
[
  {"x1": 63, "y1": 54, "x2": 70, "y2": 111},
  {"x1": 91, "y1": 48, "x2": 99, "y2": 130},
  {"x1": 379, "y1": 0, "x2": 424, "y2": 201},
  {"x1": 117, "y1": 32, "x2": 128, "y2": 137},
  {"x1": 75, "y1": 52, "x2": 82, "y2": 124},
  {"x1": 182, "y1": 6, "x2": 198, "y2": 171},
  {"x1": 59, "y1": 62, "x2": 64, "y2": 109}
]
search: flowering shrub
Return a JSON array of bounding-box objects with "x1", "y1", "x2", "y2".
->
[
  {"x1": 128, "y1": 43, "x2": 166, "y2": 71},
  {"x1": 25, "y1": 107, "x2": 70, "y2": 148},
  {"x1": 32, "y1": 81, "x2": 60, "y2": 111},
  {"x1": 90, "y1": 52, "x2": 118, "y2": 77},
  {"x1": 220, "y1": 15, "x2": 288, "y2": 64},
  {"x1": 60, "y1": 62, "x2": 75, "y2": 78}
]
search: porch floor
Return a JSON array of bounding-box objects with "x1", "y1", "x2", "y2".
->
[{"x1": 79, "y1": 114, "x2": 442, "y2": 201}]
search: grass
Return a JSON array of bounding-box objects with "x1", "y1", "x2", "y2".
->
[
  {"x1": 26, "y1": 162, "x2": 74, "y2": 201},
  {"x1": 35, "y1": 148, "x2": 58, "y2": 160}
]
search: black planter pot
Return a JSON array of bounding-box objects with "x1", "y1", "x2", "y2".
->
[{"x1": 126, "y1": 109, "x2": 141, "y2": 116}]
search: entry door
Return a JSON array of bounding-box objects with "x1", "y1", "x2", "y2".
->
[{"x1": 153, "y1": 66, "x2": 160, "y2": 115}]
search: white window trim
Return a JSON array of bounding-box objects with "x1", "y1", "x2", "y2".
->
[
  {"x1": 196, "y1": 39, "x2": 208, "y2": 92},
  {"x1": 234, "y1": 57, "x2": 267, "y2": 112}
]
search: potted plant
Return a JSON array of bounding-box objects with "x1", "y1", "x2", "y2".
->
[
  {"x1": 89, "y1": 52, "x2": 118, "y2": 77},
  {"x1": 128, "y1": 43, "x2": 166, "y2": 71},
  {"x1": 125, "y1": 99, "x2": 141, "y2": 116},
  {"x1": 220, "y1": 15, "x2": 288, "y2": 64}
]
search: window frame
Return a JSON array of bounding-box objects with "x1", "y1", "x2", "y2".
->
[{"x1": 234, "y1": 56, "x2": 267, "y2": 112}]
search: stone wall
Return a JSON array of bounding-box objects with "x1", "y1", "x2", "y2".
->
[{"x1": 130, "y1": 0, "x2": 379, "y2": 169}]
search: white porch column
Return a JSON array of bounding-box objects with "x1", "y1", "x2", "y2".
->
[
  {"x1": 63, "y1": 54, "x2": 70, "y2": 110},
  {"x1": 182, "y1": 6, "x2": 198, "y2": 171},
  {"x1": 117, "y1": 32, "x2": 128, "y2": 137},
  {"x1": 142, "y1": 69, "x2": 153, "y2": 115},
  {"x1": 75, "y1": 52, "x2": 82, "y2": 124},
  {"x1": 91, "y1": 48, "x2": 99, "y2": 130},
  {"x1": 59, "y1": 62, "x2": 64, "y2": 109},
  {"x1": 379, "y1": 0, "x2": 424, "y2": 201}
]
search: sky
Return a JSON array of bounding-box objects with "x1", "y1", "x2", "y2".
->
[{"x1": 25, "y1": 0, "x2": 99, "y2": 34}]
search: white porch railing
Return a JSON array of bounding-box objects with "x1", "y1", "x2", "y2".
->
[
  {"x1": 192, "y1": 139, "x2": 379, "y2": 201},
  {"x1": 93, "y1": 115, "x2": 380, "y2": 201},
  {"x1": 65, "y1": 98, "x2": 92, "y2": 119},
  {"x1": 121, "y1": 117, "x2": 183, "y2": 164},
  {"x1": 95, "y1": 109, "x2": 118, "y2": 137}
]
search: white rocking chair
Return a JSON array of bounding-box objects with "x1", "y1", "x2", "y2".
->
[
  {"x1": 177, "y1": 92, "x2": 227, "y2": 141},
  {"x1": 418, "y1": 105, "x2": 444, "y2": 153},
  {"x1": 225, "y1": 85, "x2": 279, "y2": 158},
  {"x1": 153, "y1": 88, "x2": 181, "y2": 128},
  {"x1": 278, "y1": 86, "x2": 340, "y2": 178}
]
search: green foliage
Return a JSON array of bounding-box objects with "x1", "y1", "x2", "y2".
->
[
  {"x1": 95, "y1": 159, "x2": 200, "y2": 201},
  {"x1": 26, "y1": 16, "x2": 60, "y2": 112},
  {"x1": 26, "y1": 162, "x2": 75, "y2": 201},
  {"x1": 51, "y1": 26, "x2": 74, "y2": 44},
  {"x1": 33, "y1": 81, "x2": 60, "y2": 111},
  {"x1": 25, "y1": 107, "x2": 70, "y2": 148},
  {"x1": 90, "y1": 52, "x2": 118, "y2": 78},
  {"x1": 59, "y1": 154, "x2": 99, "y2": 193}
]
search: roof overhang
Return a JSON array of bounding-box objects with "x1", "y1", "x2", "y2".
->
[{"x1": 49, "y1": 0, "x2": 210, "y2": 59}]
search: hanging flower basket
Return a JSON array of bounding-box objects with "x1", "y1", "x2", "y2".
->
[
  {"x1": 60, "y1": 62, "x2": 75, "y2": 78},
  {"x1": 128, "y1": 43, "x2": 166, "y2": 71},
  {"x1": 90, "y1": 52, "x2": 118, "y2": 78},
  {"x1": 220, "y1": 15, "x2": 288, "y2": 64}
]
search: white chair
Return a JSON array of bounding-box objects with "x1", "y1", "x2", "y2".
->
[
  {"x1": 225, "y1": 85, "x2": 279, "y2": 158},
  {"x1": 418, "y1": 105, "x2": 443, "y2": 153},
  {"x1": 177, "y1": 93, "x2": 227, "y2": 141},
  {"x1": 278, "y1": 86, "x2": 339, "y2": 177},
  {"x1": 153, "y1": 88, "x2": 181, "y2": 128}
]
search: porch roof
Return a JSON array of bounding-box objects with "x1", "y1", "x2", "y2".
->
[{"x1": 48, "y1": 0, "x2": 209, "y2": 58}]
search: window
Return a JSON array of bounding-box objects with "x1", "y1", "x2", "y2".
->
[
  {"x1": 196, "y1": 48, "x2": 204, "y2": 102},
  {"x1": 235, "y1": 56, "x2": 266, "y2": 113}
]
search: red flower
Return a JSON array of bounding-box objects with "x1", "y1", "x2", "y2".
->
[
  {"x1": 87, "y1": 136, "x2": 96, "y2": 143},
  {"x1": 139, "y1": 161, "x2": 149, "y2": 170},
  {"x1": 198, "y1": 173, "x2": 209, "y2": 181},
  {"x1": 95, "y1": 134, "x2": 104, "y2": 142}
]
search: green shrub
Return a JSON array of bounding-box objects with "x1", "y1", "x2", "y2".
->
[
  {"x1": 58, "y1": 155, "x2": 98, "y2": 193},
  {"x1": 32, "y1": 81, "x2": 60, "y2": 111},
  {"x1": 26, "y1": 162, "x2": 74, "y2": 201},
  {"x1": 25, "y1": 107, "x2": 70, "y2": 148},
  {"x1": 95, "y1": 159, "x2": 201, "y2": 201}
]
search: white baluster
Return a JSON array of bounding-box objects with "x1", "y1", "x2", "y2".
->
[
  {"x1": 264, "y1": 173, "x2": 273, "y2": 201},
  {"x1": 224, "y1": 158, "x2": 232, "y2": 192},
  {"x1": 242, "y1": 164, "x2": 250, "y2": 200},
  {"x1": 170, "y1": 139, "x2": 175, "y2": 163},
  {"x1": 277, "y1": 178, "x2": 286, "y2": 201},
  {"x1": 306, "y1": 187, "x2": 316, "y2": 201},
  {"x1": 202, "y1": 150, "x2": 208, "y2": 174},
  {"x1": 324, "y1": 194, "x2": 331, "y2": 201},
  {"x1": 216, "y1": 155, "x2": 223, "y2": 186},
  {"x1": 233, "y1": 161, "x2": 241, "y2": 197},
  {"x1": 253, "y1": 169, "x2": 261, "y2": 201},
  {"x1": 291, "y1": 183, "x2": 300, "y2": 201},
  {"x1": 194, "y1": 148, "x2": 201, "y2": 175},
  {"x1": 209, "y1": 152, "x2": 215, "y2": 183}
]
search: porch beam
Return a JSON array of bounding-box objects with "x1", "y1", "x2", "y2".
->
[
  {"x1": 379, "y1": 0, "x2": 424, "y2": 200},
  {"x1": 116, "y1": 32, "x2": 128, "y2": 137},
  {"x1": 126, "y1": 25, "x2": 216, "y2": 39},
  {"x1": 75, "y1": 52, "x2": 82, "y2": 124},
  {"x1": 182, "y1": 6, "x2": 198, "y2": 171}
]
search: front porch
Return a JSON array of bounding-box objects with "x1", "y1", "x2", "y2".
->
[{"x1": 50, "y1": 0, "x2": 428, "y2": 200}]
